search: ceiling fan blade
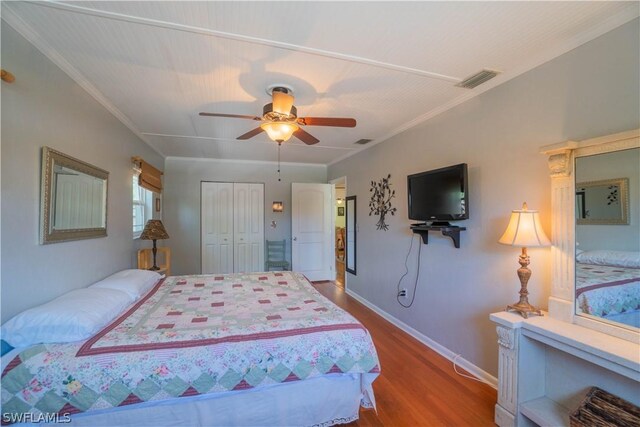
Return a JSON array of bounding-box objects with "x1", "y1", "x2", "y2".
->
[
  {"x1": 237, "y1": 127, "x2": 265, "y2": 140},
  {"x1": 297, "y1": 117, "x2": 356, "y2": 127},
  {"x1": 293, "y1": 128, "x2": 320, "y2": 145},
  {"x1": 200, "y1": 112, "x2": 262, "y2": 121}
]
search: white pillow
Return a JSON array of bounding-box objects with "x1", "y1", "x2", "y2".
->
[
  {"x1": 90, "y1": 269, "x2": 161, "y2": 300},
  {"x1": 1, "y1": 288, "x2": 132, "y2": 348},
  {"x1": 576, "y1": 250, "x2": 640, "y2": 268}
]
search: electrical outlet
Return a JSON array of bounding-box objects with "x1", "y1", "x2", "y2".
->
[{"x1": 398, "y1": 289, "x2": 408, "y2": 297}]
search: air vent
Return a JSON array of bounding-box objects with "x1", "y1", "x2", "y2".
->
[
  {"x1": 455, "y1": 69, "x2": 501, "y2": 89},
  {"x1": 354, "y1": 138, "x2": 373, "y2": 145}
]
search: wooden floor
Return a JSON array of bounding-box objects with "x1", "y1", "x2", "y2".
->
[{"x1": 312, "y1": 281, "x2": 497, "y2": 427}]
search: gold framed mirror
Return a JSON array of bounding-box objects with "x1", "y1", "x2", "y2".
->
[
  {"x1": 40, "y1": 147, "x2": 108, "y2": 244},
  {"x1": 575, "y1": 177, "x2": 629, "y2": 225}
]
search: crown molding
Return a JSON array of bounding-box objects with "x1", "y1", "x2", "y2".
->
[
  {"x1": 328, "y1": 9, "x2": 640, "y2": 167},
  {"x1": 142, "y1": 133, "x2": 355, "y2": 151},
  {"x1": 24, "y1": 0, "x2": 461, "y2": 83},
  {"x1": 165, "y1": 156, "x2": 328, "y2": 168},
  {"x1": 1, "y1": 4, "x2": 166, "y2": 159}
]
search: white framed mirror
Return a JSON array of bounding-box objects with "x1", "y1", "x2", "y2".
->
[
  {"x1": 40, "y1": 147, "x2": 108, "y2": 244},
  {"x1": 541, "y1": 129, "x2": 639, "y2": 342},
  {"x1": 575, "y1": 149, "x2": 639, "y2": 331}
]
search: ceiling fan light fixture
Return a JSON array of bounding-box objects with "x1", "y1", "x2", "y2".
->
[{"x1": 261, "y1": 121, "x2": 299, "y2": 143}]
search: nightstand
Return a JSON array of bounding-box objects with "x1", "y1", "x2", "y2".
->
[{"x1": 137, "y1": 247, "x2": 171, "y2": 276}]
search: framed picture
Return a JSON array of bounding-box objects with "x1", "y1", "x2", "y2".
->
[
  {"x1": 155, "y1": 197, "x2": 161, "y2": 212},
  {"x1": 337, "y1": 206, "x2": 345, "y2": 216}
]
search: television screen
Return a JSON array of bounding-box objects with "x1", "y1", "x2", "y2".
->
[{"x1": 407, "y1": 163, "x2": 468, "y2": 223}]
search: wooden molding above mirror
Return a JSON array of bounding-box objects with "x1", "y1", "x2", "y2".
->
[{"x1": 40, "y1": 147, "x2": 109, "y2": 244}]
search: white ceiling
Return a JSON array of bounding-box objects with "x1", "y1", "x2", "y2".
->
[{"x1": 3, "y1": 1, "x2": 638, "y2": 165}]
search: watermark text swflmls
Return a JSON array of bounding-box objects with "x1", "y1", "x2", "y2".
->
[{"x1": 2, "y1": 413, "x2": 71, "y2": 424}]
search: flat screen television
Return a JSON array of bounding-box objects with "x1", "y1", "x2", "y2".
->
[{"x1": 407, "y1": 163, "x2": 468, "y2": 225}]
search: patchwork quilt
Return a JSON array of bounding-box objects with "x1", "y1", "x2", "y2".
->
[
  {"x1": 576, "y1": 263, "x2": 640, "y2": 317},
  {"x1": 1, "y1": 272, "x2": 379, "y2": 423}
]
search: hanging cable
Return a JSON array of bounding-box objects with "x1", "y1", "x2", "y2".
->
[{"x1": 396, "y1": 234, "x2": 421, "y2": 308}]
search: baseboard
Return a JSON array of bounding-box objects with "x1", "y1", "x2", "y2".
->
[{"x1": 345, "y1": 288, "x2": 498, "y2": 389}]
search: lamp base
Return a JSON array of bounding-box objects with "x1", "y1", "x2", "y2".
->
[
  {"x1": 148, "y1": 266, "x2": 160, "y2": 271},
  {"x1": 506, "y1": 301, "x2": 543, "y2": 319}
]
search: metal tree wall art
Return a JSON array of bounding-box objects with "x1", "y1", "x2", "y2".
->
[{"x1": 369, "y1": 174, "x2": 397, "y2": 231}]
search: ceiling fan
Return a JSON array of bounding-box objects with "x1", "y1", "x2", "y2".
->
[{"x1": 199, "y1": 86, "x2": 356, "y2": 145}]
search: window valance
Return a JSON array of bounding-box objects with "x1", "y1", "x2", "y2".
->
[{"x1": 132, "y1": 157, "x2": 162, "y2": 193}]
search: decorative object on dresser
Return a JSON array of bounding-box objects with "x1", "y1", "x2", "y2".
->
[
  {"x1": 498, "y1": 202, "x2": 551, "y2": 318},
  {"x1": 140, "y1": 219, "x2": 170, "y2": 271}
]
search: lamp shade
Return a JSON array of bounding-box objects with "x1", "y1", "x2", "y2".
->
[
  {"x1": 261, "y1": 121, "x2": 299, "y2": 142},
  {"x1": 498, "y1": 203, "x2": 550, "y2": 247},
  {"x1": 140, "y1": 219, "x2": 169, "y2": 240}
]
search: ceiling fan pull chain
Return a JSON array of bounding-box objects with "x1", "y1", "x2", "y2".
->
[{"x1": 277, "y1": 141, "x2": 282, "y2": 182}]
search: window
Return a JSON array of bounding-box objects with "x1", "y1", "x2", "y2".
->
[{"x1": 133, "y1": 176, "x2": 153, "y2": 238}]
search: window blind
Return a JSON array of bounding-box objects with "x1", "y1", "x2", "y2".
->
[{"x1": 132, "y1": 157, "x2": 162, "y2": 193}]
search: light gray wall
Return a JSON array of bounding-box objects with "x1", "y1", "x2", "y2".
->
[
  {"x1": 328, "y1": 19, "x2": 640, "y2": 377},
  {"x1": 163, "y1": 157, "x2": 327, "y2": 275},
  {"x1": 1, "y1": 24, "x2": 164, "y2": 323},
  {"x1": 576, "y1": 148, "x2": 640, "y2": 251}
]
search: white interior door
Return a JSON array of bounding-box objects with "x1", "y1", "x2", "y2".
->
[
  {"x1": 234, "y1": 183, "x2": 264, "y2": 273},
  {"x1": 201, "y1": 182, "x2": 233, "y2": 274},
  {"x1": 292, "y1": 183, "x2": 333, "y2": 281}
]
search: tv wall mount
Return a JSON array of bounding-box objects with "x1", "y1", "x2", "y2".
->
[{"x1": 410, "y1": 224, "x2": 466, "y2": 248}]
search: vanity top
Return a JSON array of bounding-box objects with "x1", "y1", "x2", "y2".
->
[{"x1": 491, "y1": 311, "x2": 640, "y2": 380}]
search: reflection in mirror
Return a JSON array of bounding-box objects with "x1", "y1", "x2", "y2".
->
[
  {"x1": 574, "y1": 148, "x2": 639, "y2": 330},
  {"x1": 41, "y1": 147, "x2": 108, "y2": 244},
  {"x1": 576, "y1": 178, "x2": 628, "y2": 224},
  {"x1": 346, "y1": 196, "x2": 357, "y2": 275}
]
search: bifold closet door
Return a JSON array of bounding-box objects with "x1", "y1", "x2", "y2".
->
[
  {"x1": 201, "y1": 182, "x2": 234, "y2": 274},
  {"x1": 234, "y1": 183, "x2": 264, "y2": 273}
]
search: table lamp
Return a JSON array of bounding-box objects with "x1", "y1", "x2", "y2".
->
[
  {"x1": 140, "y1": 219, "x2": 170, "y2": 271},
  {"x1": 498, "y1": 202, "x2": 550, "y2": 318}
]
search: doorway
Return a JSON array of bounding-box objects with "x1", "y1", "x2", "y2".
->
[{"x1": 331, "y1": 177, "x2": 347, "y2": 289}]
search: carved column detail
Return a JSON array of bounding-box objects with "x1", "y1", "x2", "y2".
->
[
  {"x1": 546, "y1": 150, "x2": 572, "y2": 177},
  {"x1": 496, "y1": 326, "x2": 518, "y2": 416},
  {"x1": 551, "y1": 176, "x2": 575, "y2": 302}
]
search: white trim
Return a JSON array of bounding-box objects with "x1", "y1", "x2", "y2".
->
[
  {"x1": 328, "y1": 9, "x2": 640, "y2": 167},
  {"x1": 345, "y1": 288, "x2": 498, "y2": 388},
  {"x1": 142, "y1": 133, "x2": 355, "y2": 151},
  {"x1": 165, "y1": 156, "x2": 328, "y2": 169},
  {"x1": 17, "y1": 0, "x2": 461, "y2": 83},
  {"x1": 1, "y1": 4, "x2": 166, "y2": 160}
]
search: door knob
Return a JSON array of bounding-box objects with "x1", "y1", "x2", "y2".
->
[{"x1": 293, "y1": 237, "x2": 297, "y2": 241}]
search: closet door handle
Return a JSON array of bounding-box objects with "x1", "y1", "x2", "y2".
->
[{"x1": 293, "y1": 237, "x2": 297, "y2": 241}]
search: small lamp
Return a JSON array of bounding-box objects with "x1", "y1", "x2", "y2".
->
[
  {"x1": 140, "y1": 219, "x2": 170, "y2": 271},
  {"x1": 498, "y1": 202, "x2": 550, "y2": 318}
]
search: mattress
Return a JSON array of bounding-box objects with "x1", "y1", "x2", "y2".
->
[{"x1": 1, "y1": 271, "x2": 379, "y2": 425}]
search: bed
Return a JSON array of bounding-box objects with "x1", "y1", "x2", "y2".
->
[
  {"x1": 575, "y1": 250, "x2": 640, "y2": 327},
  {"x1": 1, "y1": 271, "x2": 379, "y2": 426}
]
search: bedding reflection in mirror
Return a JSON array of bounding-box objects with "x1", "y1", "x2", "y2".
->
[{"x1": 574, "y1": 148, "x2": 639, "y2": 330}]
